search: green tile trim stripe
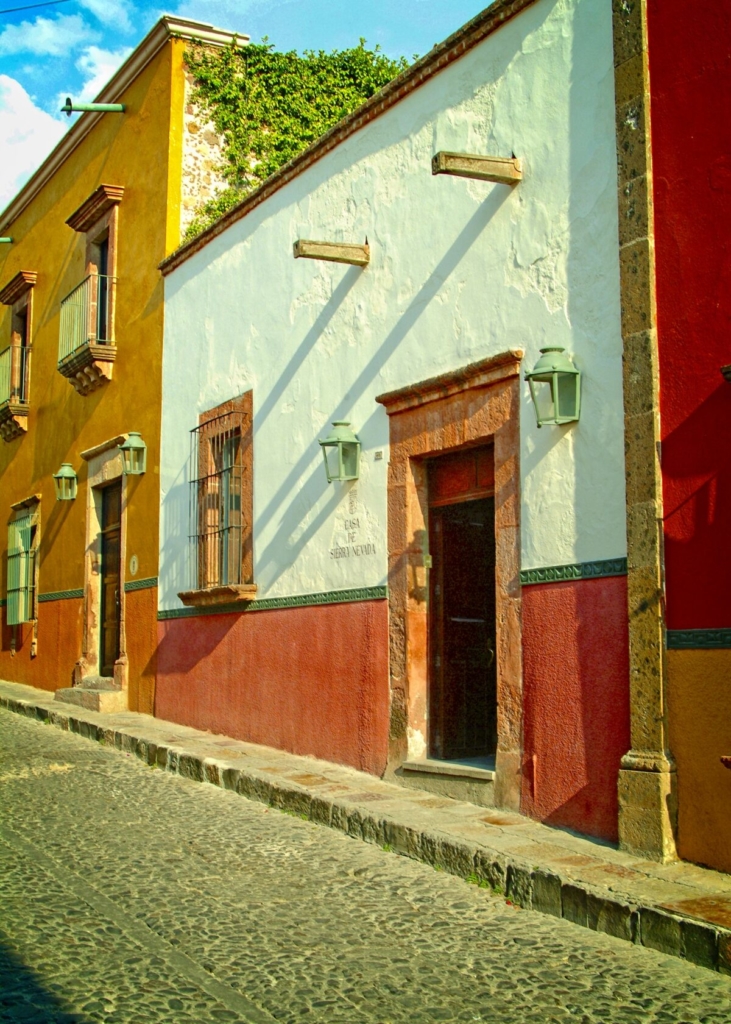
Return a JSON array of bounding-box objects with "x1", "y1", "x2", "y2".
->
[
  {"x1": 667, "y1": 629, "x2": 731, "y2": 650},
  {"x1": 520, "y1": 558, "x2": 628, "y2": 586},
  {"x1": 38, "y1": 589, "x2": 84, "y2": 603},
  {"x1": 158, "y1": 584, "x2": 389, "y2": 620},
  {"x1": 124, "y1": 577, "x2": 158, "y2": 593}
]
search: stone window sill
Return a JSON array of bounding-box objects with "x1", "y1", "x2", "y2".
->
[
  {"x1": 401, "y1": 757, "x2": 495, "y2": 782},
  {"x1": 177, "y1": 584, "x2": 258, "y2": 608}
]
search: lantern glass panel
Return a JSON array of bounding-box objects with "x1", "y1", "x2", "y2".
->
[
  {"x1": 322, "y1": 445, "x2": 341, "y2": 483},
  {"x1": 529, "y1": 377, "x2": 556, "y2": 426},
  {"x1": 341, "y1": 442, "x2": 359, "y2": 480},
  {"x1": 557, "y1": 373, "x2": 579, "y2": 421},
  {"x1": 129, "y1": 447, "x2": 146, "y2": 474}
]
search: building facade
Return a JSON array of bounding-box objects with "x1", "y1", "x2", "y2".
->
[
  {"x1": 614, "y1": 0, "x2": 731, "y2": 873},
  {"x1": 158, "y1": 0, "x2": 630, "y2": 841},
  {"x1": 0, "y1": 17, "x2": 241, "y2": 714}
]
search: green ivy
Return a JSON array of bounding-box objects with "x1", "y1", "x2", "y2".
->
[{"x1": 184, "y1": 38, "x2": 410, "y2": 238}]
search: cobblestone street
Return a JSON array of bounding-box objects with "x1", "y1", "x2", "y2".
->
[{"x1": 2, "y1": 710, "x2": 730, "y2": 1024}]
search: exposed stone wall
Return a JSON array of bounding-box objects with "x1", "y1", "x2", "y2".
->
[{"x1": 180, "y1": 71, "x2": 228, "y2": 237}]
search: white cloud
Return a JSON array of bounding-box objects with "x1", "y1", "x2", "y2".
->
[
  {"x1": 75, "y1": 45, "x2": 134, "y2": 101},
  {"x1": 79, "y1": 0, "x2": 135, "y2": 34},
  {"x1": 0, "y1": 76, "x2": 67, "y2": 210},
  {"x1": 0, "y1": 15, "x2": 99, "y2": 58}
]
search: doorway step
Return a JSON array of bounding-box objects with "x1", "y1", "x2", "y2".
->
[
  {"x1": 54, "y1": 675, "x2": 126, "y2": 713},
  {"x1": 396, "y1": 756, "x2": 495, "y2": 806}
]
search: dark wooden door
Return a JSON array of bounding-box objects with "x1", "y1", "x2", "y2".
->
[
  {"x1": 100, "y1": 481, "x2": 122, "y2": 677},
  {"x1": 428, "y1": 448, "x2": 496, "y2": 761}
]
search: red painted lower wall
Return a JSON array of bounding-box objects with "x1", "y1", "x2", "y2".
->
[
  {"x1": 155, "y1": 598, "x2": 390, "y2": 776},
  {"x1": 521, "y1": 575, "x2": 630, "y2": 842},
  {"x1": 0, "y1": 596, "x2": 83, "y2": 692}
]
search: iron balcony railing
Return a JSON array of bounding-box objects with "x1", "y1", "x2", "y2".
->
[
  {"x1": 0, "y1": 342, "x2": 30, "y2": 406},
  {"x1": 58, "y1": 272, "x2": 116, "y2": 364}
]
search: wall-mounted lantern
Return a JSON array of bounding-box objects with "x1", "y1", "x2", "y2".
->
[
  {"x1": 53, "y1": 463, "x2": 77, "y2": 501},
  {"x1": 319, "y1": 421, "x2": 361, "y2": 483},
  {"x1": 61, "y1": 97, "x2": 125, "y2": 117},
  {"x1": 525, "y1": 347, "x2": 581, "y2": 427},
  {"x1": 119, "y1": 432, "x2": 147, "y2": 475}
]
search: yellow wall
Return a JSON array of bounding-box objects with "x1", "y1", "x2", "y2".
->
[
  {"x1": 0, "y1": 38, "x2": 187, "y2": 710},
  {"x1": 667, "y1": 648, "x2": 731, "y2": 874}
]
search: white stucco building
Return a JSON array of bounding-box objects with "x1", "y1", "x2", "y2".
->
[{"x1": 156, "y1": 0, "x2": 630, "y2": 841}]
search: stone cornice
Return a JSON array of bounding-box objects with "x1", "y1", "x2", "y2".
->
[
  {"x1": 0, "y1": 17, "x2": 249, "y2": 234},
  {"x1": 375, "y1": 350, "x2": 523, "y2": 414},
  {"x1": 80, "y1": 433, "x2": 126, "y2": 461},
  {"x1": 0, "y1": 270, "x2": 37, "y2": 306},
  {"x1": 66, "y1": 185, "x2": 124, "y2": 233},
  {"x1": 10, "y1": 493, "x2": 41, "y2": 512},
  {"x1": 159, "y1": 0, "x2": 539, "y2": 276}
]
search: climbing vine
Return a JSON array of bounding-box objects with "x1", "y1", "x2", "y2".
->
[{"x1": 184, "y1": 39, "x2": 410, "y2": 238}]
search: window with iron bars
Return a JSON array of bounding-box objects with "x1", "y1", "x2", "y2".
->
[{"x1": 188, "y1": 395, "x2": 253, "y2": 591}]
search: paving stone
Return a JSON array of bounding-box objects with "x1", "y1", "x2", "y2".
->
[
  {"x1": 562, "y1": 883, "x2": 588, "y2": 927},
  {"x1": 506, "y1": 862, "x2": 533, "y2": 908},
  {"x1": 4, "y1": 708, "x2": 731, "y2": 1024},
  {"x1": 2, "y1": 678, "x2": 731, "y2": 987},
  {"x1": 531, "y1": 870, "x2": 562, "y2": 917},
  {"x1": 641, "y1": 908, "x2": 683, "y2": 957},
  {"x1": 586, "y1": 892, "x2": 635, "y2": 942},
  {"x1": 683, "y1": 918, "x2": 718, "y2": 970}
]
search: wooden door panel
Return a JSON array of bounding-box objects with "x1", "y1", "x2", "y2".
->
[
  {"x1": 428, "y1": 446, "x2": 497, "y2": 761},
  {"x1": 100, "y1": 482, "x2": 121, "y2": 677}
]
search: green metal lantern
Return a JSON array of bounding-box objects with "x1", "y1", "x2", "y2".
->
[
  {"x1": 53, "y1": 463, "x2": 77, "y2": 501},
  {"x1": 319, "y1": 421, "x2": 361, "y2": 483},
  {"x1": 119, "y1": 432, "x2": 147, "y2": 475},
  {"x1": 525, "y1": 347, "x2": 581, "y2": 427}
]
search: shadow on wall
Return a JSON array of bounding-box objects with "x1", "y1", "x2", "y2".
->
[
  {"x1": 662, "y1": 383, "x2": 731, "y2": 629},
  {"x1": 521, "y1": 575, "x2": 630, "y2": 843},
  {"x1": 0, "y1": 941, "x2": 80, "y2": 1023},
  {"x1": 155, "y1": 609, "x2": 239, "y2": 675},
  {"x1": 160, "y1": 462, "x2": 190, "y2": 603},
  {"x1": 251, "y1": 190, "x2": 510, "y2": 564},
  {"x1": 255, "y1": 408, "x2": 384, "y2": 589}
]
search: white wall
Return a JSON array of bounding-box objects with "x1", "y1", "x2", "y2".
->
[{"x1": 160, "y1": 0, "x2": 625, "y2": 611}]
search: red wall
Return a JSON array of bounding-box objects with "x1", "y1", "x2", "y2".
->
[
  {"x1": 521, "y1": 576, "x2": 630, "y2": 841},
  {"x1": 155, "y1": 598, "x2": 390, "y2": 776},
  {"x1": 0, "y1": 596, "x2": 83, "y2": 692},
  {"x1": 648, "y1": 2, "x2": 731, "y2": 629}
]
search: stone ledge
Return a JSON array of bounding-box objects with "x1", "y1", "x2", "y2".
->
[
  {"x1": 1, "y1": 676, "x2": 730, "y2": 976},
  {"x1": 401, "y1": 758, "x2": 495, "y2": 781}
]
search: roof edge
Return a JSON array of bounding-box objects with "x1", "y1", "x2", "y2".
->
[
  {"x1": 160, "y1": 0, "x2": 538, "y2": 277},
  {"x1": 0, "y1": 16, "x2": 249, "y2": 234}
]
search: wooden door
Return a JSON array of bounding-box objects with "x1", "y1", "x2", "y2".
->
[
  {"x1": 428, "y1": 447, "x2": 496, "y2": 761},
  {"x1": 100, "y1": 481, "x2": 122, "y2": 677}
]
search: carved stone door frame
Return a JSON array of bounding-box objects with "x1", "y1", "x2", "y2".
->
[
  {"x1": 376, "y1": 350, "x2": 523, "y2": 810},
  {"x1": 76, "y1": 434, "x2": 129, "y2": 695}
]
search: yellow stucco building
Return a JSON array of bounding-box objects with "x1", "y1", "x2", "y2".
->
[{"x1": 0, "y1": 16, "x2": 241, "y2": 712}]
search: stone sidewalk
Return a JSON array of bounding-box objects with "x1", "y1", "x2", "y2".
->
[{"x1": 2, "y1": 678, "x2": 730, "y2": 976}]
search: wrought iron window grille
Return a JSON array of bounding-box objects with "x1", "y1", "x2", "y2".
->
[{"x1": 188, "y1": 410, "x2": 250, "y2": 591}]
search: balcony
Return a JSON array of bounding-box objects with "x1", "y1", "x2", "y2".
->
[
  {"x1": 0, "y1": 343, "x2": 30, "y2": 441},
  {"x1": 58, "y1": 272, "x2": 117, "y2": 396}
]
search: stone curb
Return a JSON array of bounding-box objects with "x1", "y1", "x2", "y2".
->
[{"x1": 3, "y1": 692, "x2": 730, "y2": 976}]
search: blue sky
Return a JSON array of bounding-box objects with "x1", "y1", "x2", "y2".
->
[{"x1": 0, "y1": 0, "x2": 490, "y2": 209}]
